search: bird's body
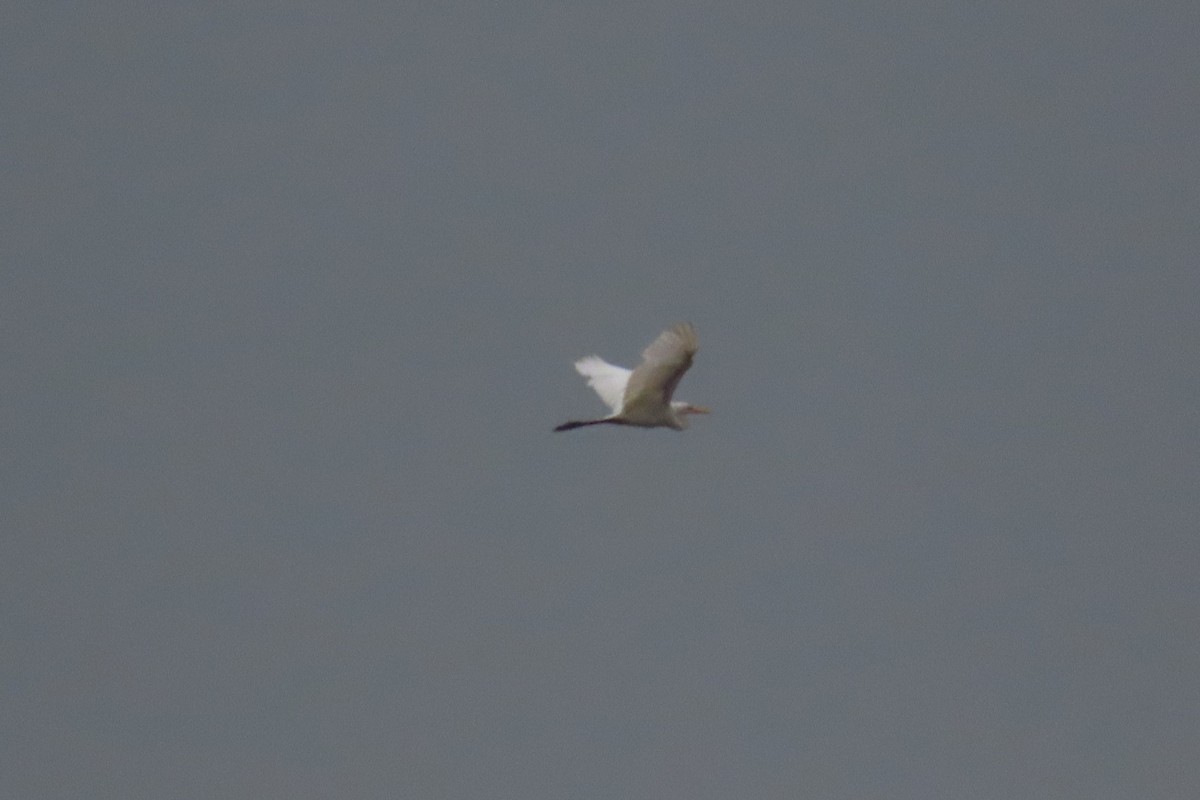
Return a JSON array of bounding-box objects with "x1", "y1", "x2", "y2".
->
[{"x1": 554, "y1": 323, "x2": 709, "y2": 432}]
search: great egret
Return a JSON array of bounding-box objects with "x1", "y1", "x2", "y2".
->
[{"x1": 554, "y1": 323, "x2": 710, "y2": 432}]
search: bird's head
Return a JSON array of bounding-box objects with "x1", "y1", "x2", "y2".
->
[{"x1": 669, "y1": 401, "x2": 711, "y2": 428}]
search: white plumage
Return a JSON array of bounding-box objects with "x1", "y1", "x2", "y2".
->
[{"x1": 554, "y1": 323, "x2": 709, "y2": 432}]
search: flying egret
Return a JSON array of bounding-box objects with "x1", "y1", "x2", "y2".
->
[{"x1": 554, "y1": 323, "x2": 710, "y2": 432}]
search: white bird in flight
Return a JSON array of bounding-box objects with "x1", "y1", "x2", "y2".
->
[{"x1": 554, "y1": 323, "x2": 710, "y2": 432}]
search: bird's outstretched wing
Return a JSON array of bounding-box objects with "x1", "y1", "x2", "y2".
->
[
  {"x1": 621, "y1": 323, "x2": 698, "y2": 411},
  {"x1": 574, "y1": 356, "x2": 632, "y2": 413}
]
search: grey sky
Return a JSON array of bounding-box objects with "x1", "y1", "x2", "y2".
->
[{"x1": 4, "y1": 3, "x2": 1199, "y2": 798}]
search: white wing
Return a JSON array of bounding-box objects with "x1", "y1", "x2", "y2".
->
[
  {"x1": 621, "y1": 323, "x2": 698, "y2": 412},
  {"x1": 574, "y1": 356, "x2": 632, "y2": 414}
]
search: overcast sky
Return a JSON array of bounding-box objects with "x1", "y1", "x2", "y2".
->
[{"x1": 4, "y1": 3, "x2": 1199, "y2": 799}]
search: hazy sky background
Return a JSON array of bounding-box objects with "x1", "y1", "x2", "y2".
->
[{"x1": 4, "y1": 3, "x2": 1198, "y2": 798}]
